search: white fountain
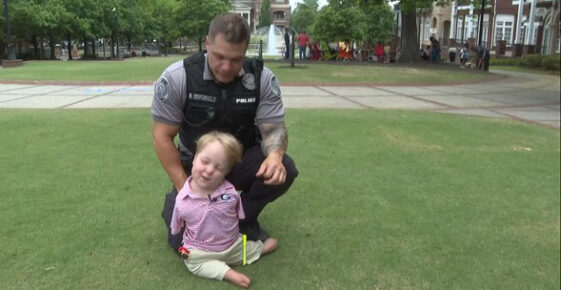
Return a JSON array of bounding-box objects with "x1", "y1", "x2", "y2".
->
[
  {"x1": 266, "y1": 24, "x2": 278, "y2": 55},
  {"x1": 248, "y1": 24, "x2": 283, "y2": 57}
]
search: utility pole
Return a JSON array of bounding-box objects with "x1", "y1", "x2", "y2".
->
[
  {"x1": 164, "y1": 20, "x2": 168, "y2": 57},
  {"x1": 113, "y1": 7, "x2": 120, "y2": 58},
  {"x1": 478, "y1": 0, "x2": 486, "y2": 47}
]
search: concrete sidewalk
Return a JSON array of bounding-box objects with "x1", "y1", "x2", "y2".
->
[{"x1": 0, "y1": 69, "x2": 559, "y2": 129}]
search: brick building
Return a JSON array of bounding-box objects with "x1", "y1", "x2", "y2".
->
[
  {"x1": 411, "y1": 0, "x2": 560, "y2": 55},
  {"x1": 229, "y1": 0, "x2": 291, "y2": 32}
]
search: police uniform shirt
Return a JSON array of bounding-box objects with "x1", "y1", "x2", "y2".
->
[{"x1": 151, "y1": 54, "x2": 285, "y2": 155}]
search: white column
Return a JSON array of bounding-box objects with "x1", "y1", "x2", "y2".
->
[
  {"x1": 527, "y1": 0, "x2": 536, "y2": 45},
  {"x1": 515, "y1": 0, "x2": 525, "y2": 44},
  {"x1": 466, "y1": 4, "x2": 473, "y2": 40},
  {"x1": 450, "y1": 1, "x2": 457, "y2": 39}
]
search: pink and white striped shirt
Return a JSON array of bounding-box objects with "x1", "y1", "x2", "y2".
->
[{"x1": 170, "y1": 177, "x2": 245, "y2": 252}]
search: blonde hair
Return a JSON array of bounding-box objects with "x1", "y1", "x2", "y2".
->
[{"x1": 195, "y1": 131, "x2": 243, "y2": 170}]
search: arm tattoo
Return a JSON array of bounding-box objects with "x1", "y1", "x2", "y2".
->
[{"x1": 258, "y1": 122, "x2": 288, "y2": 157}]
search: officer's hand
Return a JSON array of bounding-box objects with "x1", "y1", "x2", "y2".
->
[{"x1": 256, "y1": 152, "x2": 286, "y2": 185}]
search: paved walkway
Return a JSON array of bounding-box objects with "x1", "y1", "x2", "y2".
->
[{"x1": 0, "y1": 69, "x2": 559, "y2": 129}]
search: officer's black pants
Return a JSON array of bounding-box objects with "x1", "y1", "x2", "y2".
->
[{"x1": 161, "y1": 145, "x2": 298, "y2": 251}]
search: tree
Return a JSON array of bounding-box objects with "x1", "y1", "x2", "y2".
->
[
  {"x1": 176, "y1": 0, "x2": 230, "y2": 51},
  {"x1": 360, "y1": 1, "x2": 395, "y2": 44},
  {"x1": 312, "y1": 5, "x2": 366, "y2": 43},
  {"x1": 397, "y1": 0, "x2": 435, "y2": 63},
  {"x1": 290, "y1": 0, "x2": 318, "y2": 33},
  {"x1": 259, "y1": 0, "x2": 271, "y2": 28},
  {"x1": 8, "y1": 0, "x2": 54, "y2": 59},
  {"x1": 149, "y1": 0, "x2": 180, "y2": 56}
]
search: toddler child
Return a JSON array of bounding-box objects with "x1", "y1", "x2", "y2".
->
[{"x1": 170, "y1": 131, "x2": 277, "y2": 288}]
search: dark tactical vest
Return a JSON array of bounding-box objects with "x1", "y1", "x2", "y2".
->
[{"x1": 180, "y1": 52, "x2": 262, "y2": 154}]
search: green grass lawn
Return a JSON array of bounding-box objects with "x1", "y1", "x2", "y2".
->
[
  {"x1": 0, "y1": 55, "x2": 491, "y2": 85},
  {"x1": 0, "y1": 109, "x2": 559, "y2": 289}
]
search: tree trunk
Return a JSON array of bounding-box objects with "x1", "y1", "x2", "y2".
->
[
  {"x1": 0, "y1": 39, "x2": 4, "y2": 59},
  {"x1": 400, "y1": 8, "x2": 421, "y2": 63},
  {"x1": 83, "y1": 34, "x2": 89, "y2": 58},
  {"x1": 111, "y1": 34, "x2": 116, "y2": 58},
  {"x1": 67, "y1": 35, "x2": 73, "y2": 60},
  {"x1": 198, "y1": 37, "x2": 203, "y2": 52},
  {"x1": 49, "y1": 36, "x2": 56, "y2": 60},
  {"x1": 31, "y1": 35, "x2": 39, "y2": 58},
  {"x1": 39, "y1": 37, "x2": 45, "y2": 59},
  {"x1": 92, "y1": 38, "x2": 97, "y2": 59},
  {"x1": 548, "y1": 0, "x2": 560, "y2": 54}
]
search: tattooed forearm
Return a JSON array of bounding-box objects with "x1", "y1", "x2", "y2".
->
[{"x1": 258, "y1": 122, "x2": 288, "y2": 156}]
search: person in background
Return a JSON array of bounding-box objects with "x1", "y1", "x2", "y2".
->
[
  {"x1": 429, "y1": 36, "x2": 440, "y2": 63},
  {"x1": 375, "y1": 41, "x2": 384, "y2": 63},
  {"x1": 298, "y1": 31, "x2": 309, "y2": 60},
  {"x1": 460, "y1": 43, "x2": 469, "y2": 65},
  {"x1": 284, "y1": 28, "x2": 290, "y2": 59}
]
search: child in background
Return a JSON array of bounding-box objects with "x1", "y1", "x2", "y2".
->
[
  {"x1": 170, "y1": 131, "x2": 278, "y2": 288},
  {"x1": 460, "y1": 43, "x2": 469, "y2": 65}
]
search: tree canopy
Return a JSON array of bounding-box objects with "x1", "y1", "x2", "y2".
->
[
  {"x1": 259, "y1": 0, "x2": 272, "y2": 28},
  {"x1": 0, "y1": 0, "x2": 229, "y2": 59},
  {"x1": 310, "y1": 0, "x2": 394, "y2": 44}
]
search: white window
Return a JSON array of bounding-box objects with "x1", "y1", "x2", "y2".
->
[
  {"x1": 494, "y1": 15, "x2": 514, "y2": 46},
  {"x1": 522, "y1": 22, "x2": 539, "y2": 45},
  {"x1": 424, "y1": 18, "x2": 431, "y2": 41},
  {"x1": 273, "y1": 11, "x2": 285, "y2": 19},
  {"x1": 471, "y1": 20, "x2": 478, "y2": 38}
]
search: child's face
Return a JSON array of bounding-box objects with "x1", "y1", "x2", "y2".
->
[{"x1": 191, "y1": 140, "x2": 230, "y2": 194}]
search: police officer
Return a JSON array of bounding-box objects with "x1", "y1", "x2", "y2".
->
[{"x1": 151, "y1": 13, "x2": 298, "y2": 251}]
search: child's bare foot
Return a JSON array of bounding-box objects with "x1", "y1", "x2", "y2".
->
[
  {"x1": 262, "y1": 238, "x2": 278, "y2": 255},
  {"x1": 224, "y1": 269, "x2": 251, "y2": 288}
]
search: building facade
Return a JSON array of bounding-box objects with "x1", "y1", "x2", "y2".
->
[
  {"x1": 413, "y1": 0, "x2": 559, "y2": 55},
  {"x1": 229, "y1": 0, "x2": 291, "y2": 32}
]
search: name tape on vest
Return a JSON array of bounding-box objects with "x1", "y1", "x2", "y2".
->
[{"x1": 189, "y1": 93, "x2": 217, "y2": 103}]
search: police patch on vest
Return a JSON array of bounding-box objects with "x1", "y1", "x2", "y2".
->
[
  {"x1": 242, "y1": 73, "x2": 256, "y2": 90},
  {"x1": 235, "y1": 97, "x2": 256, "y2": 104},
  {"x1": 154, "y1": 77, "x2": 170, "y2": 101},
  {"x1": 188, "y1": 93, "x2": 217, "y2": 103},
  {"x1": 271, "y1": 76, "x2": 281, "y2": 97}
]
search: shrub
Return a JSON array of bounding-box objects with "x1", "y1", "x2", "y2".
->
[
  {"x1": 524, "y1": 54, "x2": 543, "y2": 68},
  {"x1": 541, "y1": 55, "x2": 561, "y2": 71},
  {"x1": 490, "y1": 57, "x2": 525, "y2": 66}
]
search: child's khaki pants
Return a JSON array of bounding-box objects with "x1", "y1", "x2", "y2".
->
[{"x1": 183, "y1": 236, "x2": 263, "y2": 280}]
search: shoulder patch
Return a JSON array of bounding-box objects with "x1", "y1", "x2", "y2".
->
[
  {"x1": 154, "y1": 77, "x2": 170, "y2": 101},
  {"x1": 242, "y1": 73, "x2": 256, "y2": 91},
  {"x1": 271, "y1": 76, "x2": 281, "y2": 97}
]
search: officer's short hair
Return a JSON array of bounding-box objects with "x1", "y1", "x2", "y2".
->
[
  {"x1": 208, "y1": 13, "x2": 250, "y2": 47},
  {"x1": 196, "y1": 131, "x2": 243, "y2": 170}
]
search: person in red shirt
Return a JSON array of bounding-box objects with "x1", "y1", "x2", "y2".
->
[
  {"x1": 298, "y1": 31, "x2": 309, "y2": 60},
  {"x1": 375, "y1": 41, "x2": 384, "y2": 63}
]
